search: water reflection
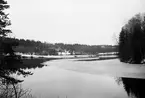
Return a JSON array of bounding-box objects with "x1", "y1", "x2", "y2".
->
[
  {"x1": 117, "y1": 77, "x2": 145, "y2": 98},
  {"x1": 0, "y1": 70, "x2": 32, "y2": 98},
  {"x1": 2, "y1": 57, "x2": 145, "y2": 98},
  {"x1": 0, "y1": 56, "x2": 46, "y2": 98}
]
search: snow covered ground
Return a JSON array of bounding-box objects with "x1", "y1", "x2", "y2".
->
[
  {"x1": 16, "y1": 52, "x2": 117, "y2": 60},
  {"x1": 16, "y1": 52, "x2": 95, "y2": 58}
]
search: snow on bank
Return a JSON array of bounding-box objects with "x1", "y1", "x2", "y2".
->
[{"x1": 16, "y1": 52, "x2": 117, "y2": 59}]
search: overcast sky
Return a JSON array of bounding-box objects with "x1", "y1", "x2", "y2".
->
[{"x1": 8, "y1": 0, "x2": 145, "y2": 45}]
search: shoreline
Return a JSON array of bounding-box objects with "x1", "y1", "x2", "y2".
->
[{"x1": 77, "y1": 56, "x2": 118, "y2": 61}]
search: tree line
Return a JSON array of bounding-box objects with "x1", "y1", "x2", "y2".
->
[{"x1": 2, "y1": 37, "x2": 118, "y2": 55}]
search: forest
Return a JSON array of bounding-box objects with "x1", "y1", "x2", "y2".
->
[
  {"x1": 118, "y1": 13, "x2": 145, "y2": 64},
  {"x1": 2, "y1": 37, "x2": 118, "y2": 55}
]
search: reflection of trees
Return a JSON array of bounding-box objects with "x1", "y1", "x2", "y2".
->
[
  {"x1": 0, "y1": 57, "x2": 45, "y2": 98},
  {"x1": 0, "y1": 61, "x2": 34, "y2": 98},
  {"x1": 117, "y1": 77, "x2": 145, "y2": 98},
  {"x1": 17, "y1": 58, "x2": 47, "y2": 70},
  {"x1": 0, "y1": 61, "x2": 36, "y2": 98},
  {"x1": 0, "y1": 55, "x2": 46, "y2": 98}
]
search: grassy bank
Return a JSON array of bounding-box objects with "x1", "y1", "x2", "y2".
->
[{"x1": 77, "y1": 56, "x2": 118, "y2": 61}]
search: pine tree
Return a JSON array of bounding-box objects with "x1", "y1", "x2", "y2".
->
[
  {"x1": 119, "y1": 13, "x2": 145, "y2": 64},
  {"x1": 0, "y1": 0, "x2": 12, "y2": 65},
  {"x1": 0, "y1": 0, "x2": 32, "y2": 84}
]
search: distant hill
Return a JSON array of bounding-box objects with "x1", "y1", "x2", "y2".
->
[{"x1": 1, "y1": 37, "x2": 118, "y2": 55}]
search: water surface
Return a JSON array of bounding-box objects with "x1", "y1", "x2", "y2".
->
[{"x1": 21, "y1": 59, "x2": 145, "y2": 98}]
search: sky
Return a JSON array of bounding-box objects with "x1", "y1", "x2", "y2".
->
[{"x1": 8, "y1": 0, "x2": 145, "y2": 45}]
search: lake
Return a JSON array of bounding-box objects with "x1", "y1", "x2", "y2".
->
[{"x1": 20, "y1": 59, "x2": 145, "y2": 98}]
